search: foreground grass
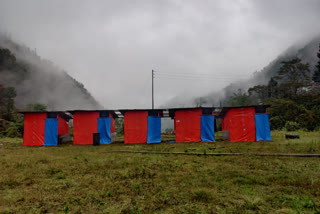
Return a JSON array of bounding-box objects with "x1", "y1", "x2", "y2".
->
[{"x1": 0, "y1": 131, "x2": 319, "y2": 213}]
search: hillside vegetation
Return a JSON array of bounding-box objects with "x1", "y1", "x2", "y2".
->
[
  {"x1": 0, "y1": 35, "x2": 102, "y2": 137},
  {"x1": 0, "y1": 35, "x2": 101, "y2": 110},
  {"x1": 222, "y1": 39, "x2": 320, "y2": 131}
]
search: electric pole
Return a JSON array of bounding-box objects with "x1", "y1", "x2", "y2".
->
[{"x1": 152, "y1": 70, "x2": 154, "y2": 109}]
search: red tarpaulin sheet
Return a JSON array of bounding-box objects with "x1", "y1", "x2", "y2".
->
[
  {"x1": 23, "y1": 113, "x2": 46, "y2": 146},
  {"x1": 73, "y1": 112, "x2": 99, "y2": 145},
  {"x1": 111, "y1": 115, "x2": 116, "y2": 133},
  {"x1": 222, "y1": 113, "x2": 229, "y2": 130},
  {"x1": 124, "y1": 111, "x2": 148, "y2": 144},
  {"x1": 175, "y1": 109, "x2": 202, "y2": 143},
  {"x1": 57, "y1": 115, "x2": 69, "y2": 135},
  {"x1": 224, "y1": 107, "x2": 256, "y2": 142}
]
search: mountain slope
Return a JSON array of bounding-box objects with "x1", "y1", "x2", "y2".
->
[
  {"x1": 256, "y1": 36, "x2": 320, "y2": 83},
  {"x1": 205, "y1": 36, "x2": 320, "y2": 106},
  {"x1": 162, "y1": 36, "x2": 320, "y2": 108},
  {"x1": 0, "y1": 35, "x2": 101, "y2": 110}
]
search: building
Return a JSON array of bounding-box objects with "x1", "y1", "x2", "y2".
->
[
  {"x1": 169, "y1": 107, "x2": 216, "y2": 143},
  {"x1": 22, "y1": 111, "x2": 71, "y2": 146},
  {"x1": 218, "y1": 106, "x2": 271, "y2": 142},
  {"x1": 69, "y1": 110, "x2": 117, "y2": 145},
  {"x1": 120, "y1": 109, "x2": 163, "y2": 144}
]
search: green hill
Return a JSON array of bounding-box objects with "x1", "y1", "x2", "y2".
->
[
  {"x1": 0, "y1": 35, "x2": 101, "y2": 110},
  {"x1": 206, "y1": 36, "x2": 320, "y2": 106}
]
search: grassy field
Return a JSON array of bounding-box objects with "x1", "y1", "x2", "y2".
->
[{"x1": 0, "y1": 131, "x2": 320, "y2": 213}]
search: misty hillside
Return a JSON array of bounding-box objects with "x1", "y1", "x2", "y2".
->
[
  {"x1": 254, "y1": 37, "x2": 320, "y2": 84},
  {"x1": 0, "y1": 35, "x2": 101, "y2": 110},
  {"x1": 162, "y1": 36, "x2": 320, "y2": 108},
  {"x1": 200, "y1": 36, "x2": 320, "y2": 107}
]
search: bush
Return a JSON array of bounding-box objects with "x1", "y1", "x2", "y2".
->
[
  {"x1": 269, "y1": 116, "x2": 285, "y2": 130},
  {"x1": 297, "y1": 112, "x2": 319, "y2": 131},
  {"x1": 265, "y1": 98, "x2": 320, "y2": 131},
  {"x1": 285, "y1": 121, "x2": 300, "y2": 131}
]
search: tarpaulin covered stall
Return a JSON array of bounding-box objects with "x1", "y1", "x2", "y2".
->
[
  {"x1": 70, "y1": 110, "x2": 117, "y2": 145},
  {"x1": 122, "y1": 109, "x2": 163, "y2": 144},
  {"x1": 170, "y1": 108, "x2": 215, "y2": 143},
  {"x1": 220, "y1": 106, "x2": 271, "y2": 142},
  {"x1": 22, "y1": 112, "x2": 71, "y2": 146}
]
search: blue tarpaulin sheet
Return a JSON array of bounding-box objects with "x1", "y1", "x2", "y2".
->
[
  {"x1": 147, "y1": 116, "x2": 161, "y2": 143},
  {"x1": 98, "y1": 118, "x2": 111, "y2": 144},
  {"x1": 255, "y1": 114, "x2": 272, "y2": 141},
  {"x1": 44, "y1": 118, "x2": 58, "y2": 146},
  {"x1": 201, "y1": 115, "x2": 215, "y2": 142}
]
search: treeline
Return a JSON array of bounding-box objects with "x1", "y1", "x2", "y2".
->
[
  {"x1": 0, "y1": 84, "x2": 47, "y2": 137},
  {"x1": 227, "y1": 43, "x2": 320, "y2": 131},
  {"x1": 0, "y1": 36, "x2": 102, "y2": 111},
  {"x1": 0, "y1": 47, "x2": 48, "y2": 137}
]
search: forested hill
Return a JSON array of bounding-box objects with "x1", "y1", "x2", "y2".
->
[
  {"x1": 221, "y1": 36, "x2": 320, "y2": 101},
  {"x1": 254, "y1": 36, "x2": 320, "y2": 84},
  {"x1": 0, "y1": 35, "x2": 101, "y2": 110},
  {"x1": 187, "y1": 35, "x2": 320, "y2": 107},
  {"x1": 162, "y1": 36, "x2": 320, "y2": 108}
]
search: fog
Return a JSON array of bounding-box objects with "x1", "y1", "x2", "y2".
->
[{"x1": 1, "y1": 0, "x2": 320, "y2": 109}]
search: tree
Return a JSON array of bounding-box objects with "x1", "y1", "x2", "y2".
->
[
  {"x1": 24, "y1": 103, "x2": 47, "y2": 112},
  {"x1": 0, "y1": 85, "x2": 17, "y2": 121},
  {"x1": 276, "y1": 58, "x2": 311, "y2": 82},
  {"x1": 228, "y1": 89, "x2": 253, "y2": 106},
  {"x1": 264, "y1": 98, "x2": 319, "y2": 131},
  {"x1": 248, "y1": 85, "x2": 269, "y2": 101},
  {"x1": 312, "y1": 43, "x2": 320, "y2": 83},
  {"x1": 275, "y1": 58, "x2": 311, "y2": 97},
  {"x1": 0, "y1": 48, "x2": 16, "y2": 69},
  {"x1": 268, "y1": 78, "x2": 278, "y2": 97}
]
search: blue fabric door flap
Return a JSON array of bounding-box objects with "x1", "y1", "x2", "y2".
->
[
  {"x1": 147, "y1": 116, "x2": 161, "y2": 143},
  {"x1": 44, "y1": 118, "x2": 58, "y2": 146},
  {"x1": 255, "y1": 114, "x2": 272, "y2": 141},
  {"x1": 98, "y1": 118, "x2": 111, "y2": 144},
  {"x1": 201, "y1": 115, "x2": 215, "y2": 142}
]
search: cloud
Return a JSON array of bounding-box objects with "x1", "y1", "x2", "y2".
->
[{"x1": 0, "y1": 0, "x2": 319, "y2": 108}]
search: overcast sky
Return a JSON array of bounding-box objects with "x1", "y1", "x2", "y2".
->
[{"x1": 1, "y1": 0, "x2": 320, "y2": 108}]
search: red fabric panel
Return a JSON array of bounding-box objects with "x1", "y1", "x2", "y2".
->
[
  {"x1": 57, "y1": 115, "x2": 69, "y2": 135},
  {"x1": 23, "y1": 113, "x2": 46, "y2": 146},
  {"x1": 175, "y1": 109, "x2": 201, "y2": 143},
  {"x1": 124, "y1": 111, "x2": 148, "y2": 144},
  {"x1": 226, "y1": 107, "x2": 256, "y2": 142},
  {"x1": 110, "y1": 113, "x2": 116, "y2": 133},
  {"x1": 222, "y1": 113, "x2": 229, "y2": 130},
  {"x1": 222, "y1": 119, "x2": 225, "y2": 130},
  {"x1": 73, "y1": 112, "x2": 99, "y2": 145}
]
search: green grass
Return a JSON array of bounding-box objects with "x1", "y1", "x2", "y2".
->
[{"x1": 0, "y1": 131, "x2": 320, "y2": 213}]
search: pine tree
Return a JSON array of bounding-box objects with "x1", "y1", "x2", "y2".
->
[{"x1": 312, "y1": 43, "x2": 320, "y2": 83}]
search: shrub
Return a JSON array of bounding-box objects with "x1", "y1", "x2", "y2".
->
[
  {"x1": 285, "y1": 121, "x2": 300, "y2": 131},
  {"x1": 265, "y1": 98, "x2": 320, "y2": 131},
  {"x1": 270, "y1": 116, "x2": 285, "y2": 130}
]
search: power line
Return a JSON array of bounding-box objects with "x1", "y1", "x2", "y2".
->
[
  {"x1": 154, "y1": 75, "x2": 249, "y2": 81},
  {"x1": 155, "y1": 73, "x2": 246, "y2": 79},
  {"x1": 153, "y1": 71, "x2": 254, "y2": 81},
  {"x1": 155, "y1": 70, "x2": 247, "y2": 77},
  {"x1": 154, "y1": 77, "x2": 234, "y2": 82}
]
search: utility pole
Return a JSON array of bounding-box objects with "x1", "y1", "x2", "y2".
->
[{"x1": 152, "y1": 70, "x2": 154, "y2": 109}]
